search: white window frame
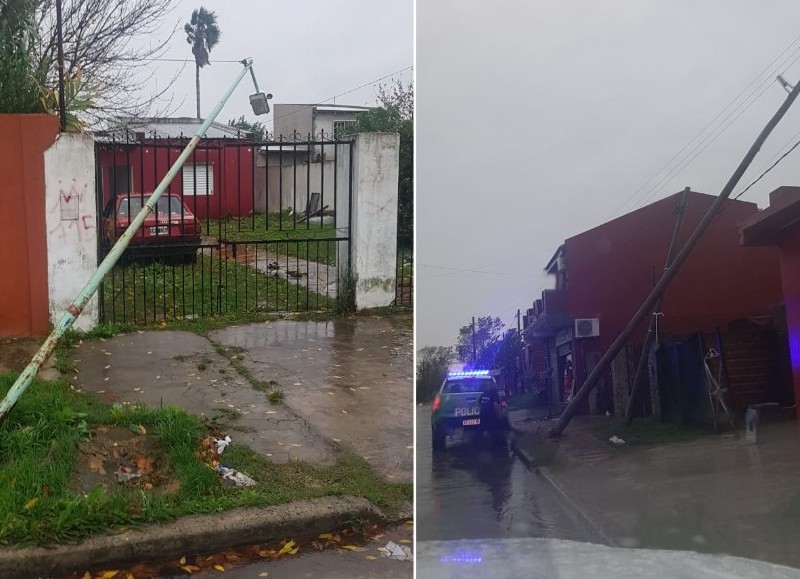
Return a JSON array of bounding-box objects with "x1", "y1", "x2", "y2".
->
[
  {"x1": 333, "y1": 120, "x2": 355, "y2": 139},
  {"x1": 182, "y1": 163, "x2": 214, "y2": 196}
]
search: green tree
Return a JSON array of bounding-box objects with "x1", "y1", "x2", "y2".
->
[
  {"x1": 417, "y1": 346, "x2": 453, "y2": 403},
  {"x1": 494, "y1": 328, "x2": 522, "y2": 391},
  {"x1": 495, "y1": 328, "x2": 521, "y2": 369},
  {"x1": 227, "y1": 115, "x2": 267, "y2": 141},
  {"x1": 455, "y1": 316, "x2": 505, "y2": 368},
  {"x1": 185, "y1": 6, "x2": 220, "y2": 119},
  {"x1": 0, "y1": 0, "x2": 43, "y2": 113},
  {"x1": 0, "y1": 1, "x2": 96, "y2": 128},
  {"x1": 344, "y1": 79, "x2": 413, "y2": 238}
]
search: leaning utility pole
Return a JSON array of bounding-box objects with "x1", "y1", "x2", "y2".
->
[
  {"x1": 624, "y1": 186, "x2": 689, "y2": 425},
  {"x1": 55, "y1": 0, "x2": 66, "y2": 131},
  {"x1": 472, "y1": 316, "x2": 477, "y2": 363},
  {"x1": 550, "y1": 78, "x2": 800, "y2": 438}
]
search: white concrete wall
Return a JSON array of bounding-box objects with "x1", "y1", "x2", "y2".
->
[
  {"x1": 335, "y1": 142, "x2": 353, "y2": 253},
  {"x1": 349, "y1": 132, "x2": 400, "y2": 309},
  {"x1": 273, "y1": 104, "x2": 313, "y2": 139},
  {"x1": 44, "y1": 133, "x2": 98, "y2": 331},
  {"x1": 255, "y1": 154, "x2": 340, "y2": 214}
]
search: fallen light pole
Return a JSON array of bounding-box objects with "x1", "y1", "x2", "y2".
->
[
  {"x1": 0, "y1": 58, "x2": 270, "y2": 422},
  {"x1": 550, "y1": 78, "x2": 800, "y2": 438}
]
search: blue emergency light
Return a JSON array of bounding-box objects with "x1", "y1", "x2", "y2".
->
[
  {"x1": 447, "y1": 369, "x2": 491, "y2": 377},
  {"x1": 441, "y1": 550, "x2": 484, "y2": 565}
]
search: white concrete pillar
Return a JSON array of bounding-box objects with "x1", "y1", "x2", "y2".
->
[
  {"x1": 341, "y1": 132, "x2": 399, "y2": 309},
  {"x1": 44, "y1": 133, "x2": 99, "y2": 331}
]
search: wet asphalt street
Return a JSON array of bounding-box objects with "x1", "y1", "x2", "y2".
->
[
  {"x1": 416, "y1": 406, "x2": 590, "y2": 543},
  {"x1": 190, "y1": 525, "x2": 413, "y2": 579}
]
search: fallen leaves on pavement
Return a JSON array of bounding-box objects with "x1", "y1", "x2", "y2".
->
[{"x1": 68, "y1": 522, "x2": 396, "y2": 578}]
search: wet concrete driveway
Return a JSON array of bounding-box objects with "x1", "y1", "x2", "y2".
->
[
  {"x1": 210, "y1": 317, "x2": 413, "y2": 482},
  {"x1": 71, "y1": 331, "x2": 334, "y2": 465},
  {"x1": 69, "y1": 316, "x2": 412, "y2": 480}
]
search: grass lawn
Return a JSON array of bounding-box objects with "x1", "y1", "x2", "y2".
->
[
  {"x1": 0, "y1": 374, "x2": 411, "y2": 546},
  {"x1": 594, "y1": 417, "x2": 705, "y2": 447},
  {"x1": 100, "y1": 255, "x2": 334, "y2": 325},
  {"x1": 205, "y1": 212, "x2": 342, "y2": 267}
]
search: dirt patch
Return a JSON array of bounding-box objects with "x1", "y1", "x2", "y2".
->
[
  {"x1": 0, "y1": 337, "x2": 59, "y2": 379},
  {"x1": 71, "y1": 425, "x2": 179, "y2": 494},
  {"x1": 0, "y1": 338, "x2": 40, "y2": 373}
]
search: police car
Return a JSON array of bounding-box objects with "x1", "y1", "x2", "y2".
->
[{"x1": 430, "y1": 369, "x2": 509, "y2": 451}]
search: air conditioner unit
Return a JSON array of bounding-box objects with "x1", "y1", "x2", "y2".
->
[{"x1": 574, "y1": 318, "x2": 600, "y2": 338}]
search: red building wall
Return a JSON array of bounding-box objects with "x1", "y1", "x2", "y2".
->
[
  {"x1": 778, "y1": 227, "x2": 800, "y2": 407},
  {"x1": 97, "y1": 141, "x2": 255, "y2": 220},
  {"x1": 0, "y1": 115, "x2": 58, "y2": 336},
  {"x1": 564, "y1": 191, "x2": 782, "y2": 384}
]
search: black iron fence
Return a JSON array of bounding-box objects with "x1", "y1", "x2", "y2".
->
[
  {"x1": 396, "y1": 234, "x2": 413, "y2": 307},
  {"x1": 95, "y1": 132, "x2": 353, "y2": 324},
  {"x1": 394, "y1": 135, "x2": 413, "y2": 307}
]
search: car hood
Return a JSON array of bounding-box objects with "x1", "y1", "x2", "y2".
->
[{"x1": 417, "y1": 538, "x2": 800, "y2": 578}]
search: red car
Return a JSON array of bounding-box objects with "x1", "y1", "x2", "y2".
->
[{"x1": 102, "y1": 194, "x2": 201, "y2": 262}]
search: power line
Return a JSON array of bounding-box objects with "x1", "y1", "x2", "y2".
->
[
  {"x1": 631, "y1": 52, "x2": 800, "y2": 211},
  {"x1": 136, "y1": 58, "x2": 247, "y2": 63},
  {"x1": 135, "y1": 59, "x2": 412, "y2": 125},
  {"x1": 623, "y1": 41, "x2": 800, "y2": 214},
  {"x1": 733, "y1": 137, "x2": 800, "y2": 200},
  {"x1": 606, "y1": 35, "x2": 800, "y2": 219},
  {"x1": 736, "y1": 124, "x2": 800, "y2": 193},
  {"x1": 417, "y1": 266, "x2": 525, "y2": 280},
  {"x1": 264, "y1": 66, "x2": 413, "y2": 127},
  {"x1": 417, "y1": 256, "x2": 530, "y2": 279}
]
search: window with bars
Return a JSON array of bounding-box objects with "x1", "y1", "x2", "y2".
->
[
  {"x1": 333, "y1": 120, "x2": 355, "y2": 139},
  {"x1": 182, "y1": 163, "x2": 214, "y2": 195}
]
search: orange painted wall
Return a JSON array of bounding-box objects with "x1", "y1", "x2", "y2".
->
[{"x1": 0, "y1": 115, "x2": 59, "y2": 336}]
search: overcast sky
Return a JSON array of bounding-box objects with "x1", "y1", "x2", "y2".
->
[
  {"x1": 139, "y1": 0, "x2": 412, "y2": 131},
  {"x1": 417, "y1": 0, "x2": 800, "y2": 349}
]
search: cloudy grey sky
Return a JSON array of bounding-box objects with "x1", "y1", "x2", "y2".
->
[
  {"x1": 417, "y1": 0, "x2": 800, "y2": 349},
  {"x1": 137, "y1": 0, "x2": 412, "y2": 130}
]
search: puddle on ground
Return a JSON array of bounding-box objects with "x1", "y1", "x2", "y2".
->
[{"x1": 210, "y1": 317, "x2": 414, "y2": 481}]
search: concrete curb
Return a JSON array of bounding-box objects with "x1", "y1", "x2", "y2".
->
[
  {"x1": 0, "y1": 496, "x2": 394, "y2": 579},
  {"x1": 510, "y1": 425, "x2": 616, "y2": 548}
]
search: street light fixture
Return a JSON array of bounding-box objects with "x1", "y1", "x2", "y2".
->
[{"x1": 241, "y1": 58, "x2": 272, "y2": 115}]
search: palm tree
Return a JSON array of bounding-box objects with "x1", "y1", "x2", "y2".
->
[{"x1": 184, "y1": 7, "x2": 220, "y2": 119}]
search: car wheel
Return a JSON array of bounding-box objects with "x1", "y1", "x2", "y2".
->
[
  {"x1": 182, "y1": 251, "x2": 198, "y2": 265},
  {"x1": 432, "y1": 427, "x2": 446, "y2": 452}
]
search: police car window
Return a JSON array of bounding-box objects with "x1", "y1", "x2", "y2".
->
[{"x1": 442, "y1": 378, "x2": 490, "y2": 393}]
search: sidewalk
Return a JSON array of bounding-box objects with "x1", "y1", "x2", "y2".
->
[
  {"x1": 0, "y1": 315, "x2": 413, "y2": 577},
  {"x1": 70, "y1": 316, "x2": 413, "y2": 481},
  {"x1": 510, "y1": 413, "x2": 800, "y2": 570}
]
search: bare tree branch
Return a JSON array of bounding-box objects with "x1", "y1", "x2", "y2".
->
[
  {"x1": 33, "y1": 0, "x2": 180, "y2": 126},
  {"x1": 377, "y1": 78, "x2": 413, "y2": 121}
]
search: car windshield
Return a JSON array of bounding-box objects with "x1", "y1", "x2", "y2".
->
[
  {"x1": 116, "y1": 196, "x2": 188, "y2": 217},
  {"x1": 442, "y1": 378, "x2": 493, "y2": 394}
]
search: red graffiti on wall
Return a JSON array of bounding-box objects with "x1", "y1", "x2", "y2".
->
[{"x1": 49, "y1": 181, "x2": 95, "y2": 241}]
